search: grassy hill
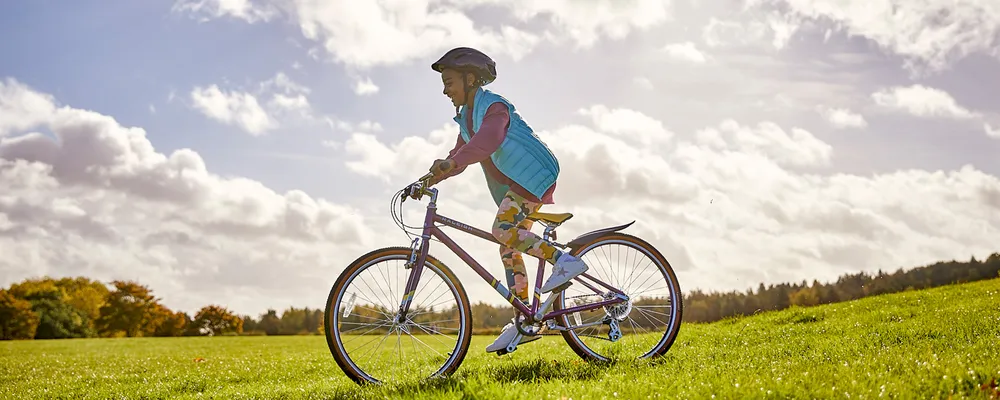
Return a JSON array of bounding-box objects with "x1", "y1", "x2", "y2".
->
[{"x1": 2, "y1": 278, "x2": 998, "y2": 399}]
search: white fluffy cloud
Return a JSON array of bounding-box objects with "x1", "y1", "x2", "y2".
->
[
  {"x1": 189, "y1": 72, "x2": 328, "y2": 135},
  {"x1": 173, "y1": 0, "x2": 672, "y2": 68},
  {"x1": 0, "y1": 78, "x2": 56, "y2": 137},
  {"x1": 190, "y1": 85, "x2": 276, "y2": 135},
  {"x1": 986, "y1": 123, "x2": 1000, "y2": 139},
  {"x1": 745, "y1": 0, "x2": 1000, "y2": 74},
  {"x1": 0, "y1": 78, "x2": 374, "y2": 315},
  {"x1": 701, "y1": 14, "x2": 800, "y2": 50},
  {"x1": 662, "y1": 42, "x2": 709, "y2": 63},
  {"x1": 872, "y1": 84, "x2": 979, "y2": 120},
  {"x1": 352, "y1": 76, "x2": 379, "y2": 96},
  {"x1": 818, "y1": 106, "x2": 868, "y2": 129},
  {"x1": 173, "y1": 0, "x2": 277, "y2": 23}
]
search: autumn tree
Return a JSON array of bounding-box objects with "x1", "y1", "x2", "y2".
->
[
  {"x1": 150, "y1": 304, "x2": 188, "y2": 337},
  {"x1": 0, "y1": 289, "x2": 39, "y2": 340},
  {"x1": 52, "y1": 277, "x2": 109, "y2": 331},
  {"x1": 6, "y1": 279, "x2": 93, "y2": 339},
  {"x1": 96, "y1": 280, "x2": 163, "y2": 337},
  {"x1": 192, "y1": 305, "x2": 243, "y2": 336}
]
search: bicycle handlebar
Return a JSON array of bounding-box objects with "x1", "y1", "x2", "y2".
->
[{"x1": 401, "y1": 172, "x2": 438, "y2": 203}]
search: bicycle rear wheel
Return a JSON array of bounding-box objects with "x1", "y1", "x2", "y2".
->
[
  {"x1": 324, "y1": 247, "x2": 472, "y2": 385},
  {"x1": 554, "y1": 232, "x2": 683, "y2": 362}
]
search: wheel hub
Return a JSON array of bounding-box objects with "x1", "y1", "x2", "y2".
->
[
  {"x1": 602, "y1": 292, "x2": 632, "y2": 321},
  {"x1": 390, "y1": 313, "x2": 413, "y2": 335}
]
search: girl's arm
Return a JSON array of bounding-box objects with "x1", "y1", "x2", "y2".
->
[
  {"x1": 435, "y1": 133, "x2": 469, "y2": 180},
  {"x1": 449, "y1": 102, "x2": 510, "y2": 169}
]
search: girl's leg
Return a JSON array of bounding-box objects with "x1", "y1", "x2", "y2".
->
[
  {"x1": 491, "y1": 190, "x2": 565, "y2": 266},
  {"x1": 500, "y1": 215, "x2": 533, "y2": 306}
]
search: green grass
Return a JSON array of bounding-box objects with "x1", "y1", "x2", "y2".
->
[{"x1": 3, "y1": 278, "x2": 1000, "y2": 400}]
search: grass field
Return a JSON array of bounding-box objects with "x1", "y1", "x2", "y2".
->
[{"x1": 3, "y1": 278, "x2": 999, "y2": 400}]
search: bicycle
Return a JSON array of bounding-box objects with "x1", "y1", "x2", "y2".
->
[{"x1": 323, "y1": 173, "x2": 684, "y2": 385}]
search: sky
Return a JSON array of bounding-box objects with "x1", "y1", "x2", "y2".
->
[{"x1": 1, "y1": 0, "x2": 999, "y2": 318}]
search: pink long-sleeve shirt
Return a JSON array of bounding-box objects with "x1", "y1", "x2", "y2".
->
[{"x1": 442, "y1": 102, "x2": 556, "y2": 205}]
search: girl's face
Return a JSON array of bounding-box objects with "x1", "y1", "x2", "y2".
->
[{"x1": 441, "y1": 69, "x2": 468, "y2": 107}]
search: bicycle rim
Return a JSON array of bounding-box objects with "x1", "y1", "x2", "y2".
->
[
  {"x1": 325, "y1": 248, "x2": 471, "y2": 385},
  {"x1": 556, "y1": 233, "x2": 683, "y2": 362}
]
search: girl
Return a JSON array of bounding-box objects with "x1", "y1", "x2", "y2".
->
[{"x1": 425, "y1": 47, "x2": 590, "y2": 354}]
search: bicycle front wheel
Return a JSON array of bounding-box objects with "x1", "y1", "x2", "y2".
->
[
  {"x1": 324, "y1": 247, "x2": 472, "y2": 385},
  {"x1": 554, "y1": 232, "x2": 684, "y2": 363}
]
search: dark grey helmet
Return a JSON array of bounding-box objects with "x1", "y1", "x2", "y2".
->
[{"x1": 431, "y1": 47, "x2": 497, "y2": 86}]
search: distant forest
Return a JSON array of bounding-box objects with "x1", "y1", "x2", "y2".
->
[{"x1": 2, "y1": 252, "x2": 998, "y2": 340}]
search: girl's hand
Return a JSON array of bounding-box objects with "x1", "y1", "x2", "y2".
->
[
  {"x1": 429, "y1": 159, "x2": 456, "y2": 176},
  {"x1": 426, "y1": 159, "x2": 456, "y2": 187}
]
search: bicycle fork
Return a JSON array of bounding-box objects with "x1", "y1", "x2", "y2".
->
[{"x1": 397, "y1": 234, "x2": 431, "y2": 323}]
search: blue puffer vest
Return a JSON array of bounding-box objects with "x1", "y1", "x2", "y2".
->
[{"x1": 454, "y1": 87, "x2": 560, "y2": 206}]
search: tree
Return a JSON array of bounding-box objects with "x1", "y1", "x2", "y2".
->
[
  {"x1": 789, "y1": 287, "x2": 819, "y2": 307},
  {"x1": 241, "y1": 315, "x2": 258, "y2": 333},
  {"x1": 0, "y1": 289, "x2": 39, "y2": 340},
  {"x1": 192, "y1": 305, "x2": 243, "y2": 336},
  {"x1": 32, "y1": 297, "x2": 94, "y2": 339},
  {"x1": 53, "y1": 277, "x2": 109, "y2": 330},
  {"x1": 96, "y1": 280, "x2": 163, "y2": 337},
  {"x1": 7, "y1": 281, "x2": 93, "y2": 339},
  {"x1": 151, "y1": 305, "x2": 187, "y2": 337},
  {"x1": 257, "y1": 309, "x2": 281, "y2": 335}
]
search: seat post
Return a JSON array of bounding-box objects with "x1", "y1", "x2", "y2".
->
[{"x1": 542, "y1": 223, "x2": 557, "y2": 242}]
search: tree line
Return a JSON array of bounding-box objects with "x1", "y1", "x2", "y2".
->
[{"x1": 1, "y1": 252, "x2": 998, "y2": 340}]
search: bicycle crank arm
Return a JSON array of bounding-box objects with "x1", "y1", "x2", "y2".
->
[{"x1": 532, "y1": 288, "x2": 565, "y2": 321}]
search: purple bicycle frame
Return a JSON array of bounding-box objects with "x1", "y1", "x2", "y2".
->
[{"x1": 396, "y1": 191, "x2": 626, "y2": 324}]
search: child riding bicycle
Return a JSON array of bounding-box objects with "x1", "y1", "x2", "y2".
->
[{"x1": 423, "y1": 47, "x2": 591, "y2": 354}]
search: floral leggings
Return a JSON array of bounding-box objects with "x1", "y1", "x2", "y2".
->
[{"x1": 491, "y1": 189, "x2": 565, "y2": 305}]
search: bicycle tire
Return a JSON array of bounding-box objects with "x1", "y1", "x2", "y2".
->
[
  {"x1": 554, "y1": 232, "x2": 684, "y2": 363},
  {"x1": 324, "y1": 246, "x2": 473, "y2": 385}
]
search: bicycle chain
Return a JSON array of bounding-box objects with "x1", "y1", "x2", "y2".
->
[{"x1": 537, "y1": 293, "x2": 616, "y2": 342}]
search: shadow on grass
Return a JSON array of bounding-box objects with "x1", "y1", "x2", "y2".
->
[
  {"x1": 323, "y1": 374, "x2": 468, "y2": 399},
  {"x1": 329, "y1": 358, "x2": 627, "y2": 398},
  {"x1": 486, "y1": 359, "x2": 606, "y2": 383}
]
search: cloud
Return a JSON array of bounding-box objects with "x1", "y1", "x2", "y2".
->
[
  {"x1": 871, "y1": 84, "x2": 979, "y2": 120},
  {"x1": 472, "y1": 0, "x2": 671, "y2": 47},
  {"x1": 1, "y1": 78, "x2": 56, "y2": 137},
  {"x1": 986, "y1": 123, "x2": 1000, "y2": 139},
  {"x1": 662, "y1": 41, "x2": 708, "y2": 63},
  {"x1": 172, "y1": 0, "x2": 673, "y2": 68},
  {"x1": 189, "y1": 71, "x2": 332, "y2": 135},
  {"x1": 190, "y1": 85, "x2": 276, "y2": 135},
  {"x1": 633, "y1": 77, "x2": 654, "y2": 90},
  {"x1": 352, "y1": 77, "x2": 379, "y2": 96},
  {"x1": 745, "y1": 0, "x2": 1000, "y2": 74},
  {"x1": 817, "y1": 106, "x2": 868, "y2": 129},
  {"x1": 701, "y1": 13, "x2": 801, "y2": 50},
  {"x1": 0, "y1": 77, "x2": 373, "y2": 315},
  {"x1": 577, "y1": 105, "x2": 674, "y2": 147},
  {"x1": 694, "y1": 120, "x2": 832, "y2": 168},
  {"x1": 172, "y1": 0, "x2": 277, "y2": 23}
]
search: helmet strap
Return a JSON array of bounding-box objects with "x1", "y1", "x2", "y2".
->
[{"x1": 457, "y1": 71, "x2": 477, "y2": 118}]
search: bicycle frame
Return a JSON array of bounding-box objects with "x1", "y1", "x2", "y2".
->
[{"x1": 396, "y1": 179, "x2": 626, "y2": 326}]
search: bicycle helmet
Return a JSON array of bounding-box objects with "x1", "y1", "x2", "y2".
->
[{"x1": 431, "y1": 47, "x2": 497, "y2": 86}]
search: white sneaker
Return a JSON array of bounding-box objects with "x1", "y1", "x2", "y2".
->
[
  {"x1": 540, "y1": 253, "x2": 589, "y2": 293},
  {"x1": 485, "y1": 321, "x2": 541, "y2": 353}
]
